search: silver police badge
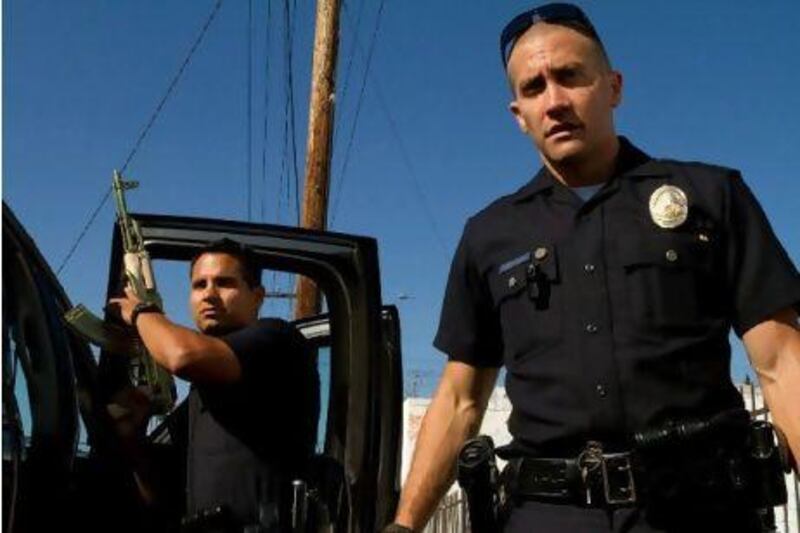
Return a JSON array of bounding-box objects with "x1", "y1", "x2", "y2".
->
[{"x1": 649, "y1": 185, "x2": 688, "y2": 229}]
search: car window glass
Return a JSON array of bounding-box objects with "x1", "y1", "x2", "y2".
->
[
  {"x1": 3, "y1": 244, "x2": 81, "y2": 465},
  {"x1": 75, "y1": 345, "x2": 97, "y2": 455},
  {"x1": 316, "y1": 345, "x2": 331, "y2": 453},
  {"x1": 3, "y1": 268, "x2": 36, "y2": 447},
  {"x1": 4, "y1": 320, "x2": 33, "y2": 442}
]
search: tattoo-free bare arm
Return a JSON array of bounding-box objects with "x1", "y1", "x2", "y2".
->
[
  {"x1": 743, "y1": 307, "x2": 800, "y2": 472},
  {"x1": 393, "y1": 361, "x2": 499, "y2": 530},
  {"x1": 133, "y1": 313, "x2": 241, "y2": 383},
  {"x1": 108, "y1": 287, "x2": 241, "y2": 383}
]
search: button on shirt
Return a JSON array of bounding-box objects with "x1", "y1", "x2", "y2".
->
[{"x1": 434, "y1": 137, "x2": 800, "y2": 456}]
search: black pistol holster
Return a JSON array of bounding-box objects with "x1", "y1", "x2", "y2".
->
[
  {"x1": 457, "y1": 436, "x2": 505, "y2": 533},
  {"x1": 747, "y1": 420, "x2": 791, "y2": 532},
  {"x1": 634, "y1": 411, "x2": 790, "y2": 532}
]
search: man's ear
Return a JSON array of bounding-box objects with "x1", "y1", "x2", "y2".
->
[
  {"x1": 609, "y1": 70, "x2": 623, "y2": 108},
  {"x1": 509, "y1": 100, "x2": 528, "y2": 133},
  {"x1": 253, "y1": 285, "x2": 266, "y2": 311}
]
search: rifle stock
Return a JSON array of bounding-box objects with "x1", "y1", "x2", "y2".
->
[
  {"x1": 64, "y1": 305, "x2": 176, "y2": 414},
  {"x1": 64, "y1": 304, "x2": 138, "y2": 357}
]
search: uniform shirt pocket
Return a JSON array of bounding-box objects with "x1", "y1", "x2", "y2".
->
[
  {"x1": 618, "y1": 231, "x2": 721, "y2": 330},
  {"x1": 488, "y1": 247, "x2": 562, "y2": 363}
]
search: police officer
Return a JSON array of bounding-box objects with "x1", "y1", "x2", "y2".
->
[
  {"x1": 388, "y1": 4, "x2": 800, "y2": 532},
  {"x1": 109, "y1": 239, "x2": 319, "y2": 532}
]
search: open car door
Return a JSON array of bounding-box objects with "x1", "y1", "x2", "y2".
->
[
  {"x1": 96, "y1": 213, "x2": 402, "y2": 532},
  {"x1": 2, "y1": 203, "x2": 136, "y2": 533},
  {"x1": 293, "y1": 306, "x2": 403, "y2": 530},
  {"x1": 3, "y1": 204, "x2": 86, "y2": 533}
]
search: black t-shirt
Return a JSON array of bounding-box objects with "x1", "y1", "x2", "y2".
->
[
  {"x1": 435, "y1": 137, "x2": 800, "y2": 456},
  {"x1": 186, "y1": 318, "x2": 319, "y2": 525}
]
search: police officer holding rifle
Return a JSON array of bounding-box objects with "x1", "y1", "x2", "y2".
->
[{"x1": 386, "y1": 4, "x2": 800, "y2": 532}]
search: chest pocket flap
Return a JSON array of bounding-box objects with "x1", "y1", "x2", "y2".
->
[
  {"x1": 488, "y1": 245, "x2": 560, "y2": 307},
  {"x1": 618, "y1": 231, "x2": 715, "y2": 272},
  {"x1": 615, "y1": 229, "x2": 722, "y2": 327}
]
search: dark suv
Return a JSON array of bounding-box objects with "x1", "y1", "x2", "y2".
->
[{"x1": 3, "y1": 203, "x2": 402, "y2": 532}]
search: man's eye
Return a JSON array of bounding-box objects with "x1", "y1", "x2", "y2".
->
[
  {"x1": 521, "y1": 78, "x2": 545, "y2": 96},
  {"x1": 557, "y1": 68, "x2": 584, "y2": 86}
]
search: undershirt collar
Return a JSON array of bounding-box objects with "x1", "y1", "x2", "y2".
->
[{"x1": 571, "y1": 183, "x2": 605, "y2": 202}]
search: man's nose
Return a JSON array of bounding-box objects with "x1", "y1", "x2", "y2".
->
[
  {"x1": 544, "y1": 84, "x2": 570, "y2": 115},
  {"x1": 201, "y1": 282, "x2": 220, "y2": 300}
]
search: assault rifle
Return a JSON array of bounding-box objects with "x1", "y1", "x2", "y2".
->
[{"x1": 64, "y1": 170, "x2": 176, "y2": 415}]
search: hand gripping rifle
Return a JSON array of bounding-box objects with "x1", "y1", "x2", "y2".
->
[{"x1": 64, "y1": 171, "x2": 176, "y2": 415}]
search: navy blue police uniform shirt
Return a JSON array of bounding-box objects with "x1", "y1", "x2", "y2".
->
[
  {"x1": 186, "y1": 318, "x2": 320, "y2": 523},
  {"x1": 435, "y1": 137, "x2": 800, "y2": 457}
]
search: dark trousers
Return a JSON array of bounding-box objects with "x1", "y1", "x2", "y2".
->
[{"x1": 502, "y1": 500, "x2": 762, "y2": 533}]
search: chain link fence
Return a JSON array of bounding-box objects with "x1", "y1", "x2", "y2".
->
[{"x1": 424, "y1": 491, "x2": 468, "y2": 533}]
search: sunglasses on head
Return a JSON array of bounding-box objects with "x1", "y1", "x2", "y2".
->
[{"x1": 500, "y1": 3, "x2": 600, "y2": 67}]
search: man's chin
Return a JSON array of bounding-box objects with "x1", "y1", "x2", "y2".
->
[
  {"x1": 200, "y1": 320, "x2": 237, "y2": 337},
  {"x1": 543, "y1": 138, "x2": 586, "y2": 163}
]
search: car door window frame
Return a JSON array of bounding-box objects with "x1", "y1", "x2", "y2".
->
[{"x1": 98, "y1": 213, "x2": 390, "y2": 531}]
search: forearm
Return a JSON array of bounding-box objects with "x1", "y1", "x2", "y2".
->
[
  {"x1": 744, "y1": 309, "x2": 800, "y2": 472},
  {"x1": 135, "y1": 313, "x2": 240, "y2": 382},
  {"x1": 395, "y1": 391, "x2": 483, "y2": 529},
  {"x1": 394, "y1": 366, "x2": 495, "y2": 530},
  {"x1": 754, "y1": 337, "x2": 800, "y2": 471}
]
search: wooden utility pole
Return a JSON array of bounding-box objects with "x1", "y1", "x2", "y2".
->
[{"x1": 294, "y1": 0, "x2": 341, "y2": 320}]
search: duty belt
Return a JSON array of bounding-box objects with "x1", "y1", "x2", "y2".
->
[
  {"x1": 506, "y1": 409, "x2": 753, "y2": 508},
  {"x1": 508, "y1": 441, "x2": 639, "y2": 507}
]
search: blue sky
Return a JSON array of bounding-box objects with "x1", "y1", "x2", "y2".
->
[{"x1": 4, "y1": 1, "x2": 799, "y2": 398}]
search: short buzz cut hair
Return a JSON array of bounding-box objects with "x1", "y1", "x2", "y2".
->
[
  {"x1": 189, "y1": 238, "x2": 262, "y2": 289},
  {"x1": 549, "y1": 19, "x2": 611, "y2": 68}
]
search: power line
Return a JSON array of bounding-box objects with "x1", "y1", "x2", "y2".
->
[
  {"x1": 120, "y1": 0, "x2": 224, "y2": 176},
  {"x1": 57, "y1": 0, "x2": 224, "y2": 275},
  {"x1": 333, "y1": 0, "x2": 368, "y2": 144},
  {"x1": 278, "y1": 0, "x2": 292, "y2": 226},
  {"x1": 260, "y1": 0, "x2": 273, "y2": 222},
  {"x1": 283, "y1": 0, "x2": 302, "y2": 316},
  {"x1": 332, "y1": 3, "x2": 448, "y2": 257},
  {"x1": 287, "y1": 0, "x2": 301, "y2": 225},
  {"x1": 56, "y1": 188, "x2": 112, "y2": 275},
  {"x1": 371, "y1": 78, "x2": 449, "y2": 256},
  {"x1": 247, "y1": 0, "x2": 254, "y2": 221},
  {"x1": 330, "y1": 0, "x2": 386, "y2": 225},
  {"x1": 273, "y1": 0, "x2": 296, "y2": 314}
]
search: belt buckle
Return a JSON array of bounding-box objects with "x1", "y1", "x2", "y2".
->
[{"x1": 601, "y1": 452, "x2": 637, "y2": 505}]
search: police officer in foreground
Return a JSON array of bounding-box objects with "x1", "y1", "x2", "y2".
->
[
  {"x1": 387, "y1": 4, "x2": 800, "y2": 532},
  {"x1": 109, "y1": 239, "x2": 319, "y2": 532}
]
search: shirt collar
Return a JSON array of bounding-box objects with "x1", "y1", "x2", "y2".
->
[{"x1": 511, "y1": 136, "x2": 668, "y2": 204}]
